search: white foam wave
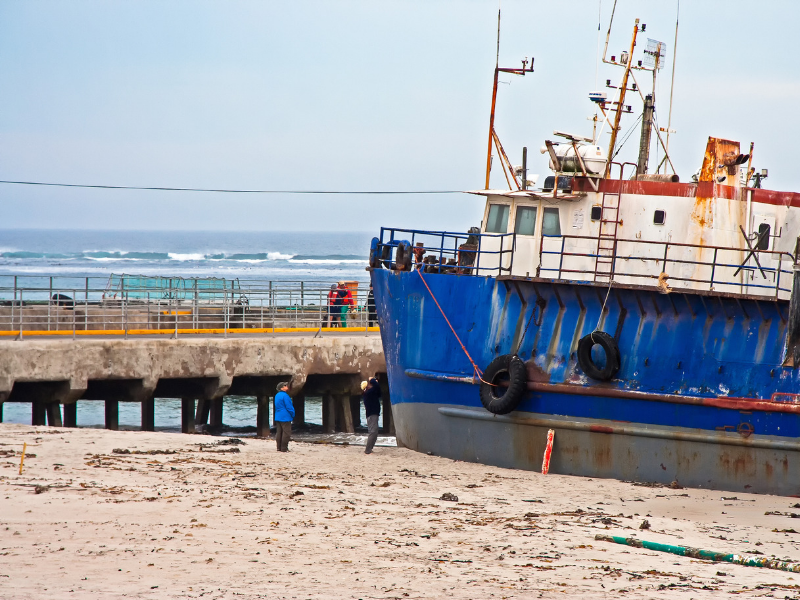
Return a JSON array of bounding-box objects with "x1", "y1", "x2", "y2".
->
[
  {"x1": 267, "y1": 252, "x2": 295, "y2": 260},
  {"x1": 167, "y1": 253, "x2": 206, "y2": 261},
  {"x1": 289, "y1": 259, "x2": 366, "y2": 265}
]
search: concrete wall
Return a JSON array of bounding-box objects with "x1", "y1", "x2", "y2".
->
[{"x1": 0, "y1": 336, "x2": 385, "y2": 405}]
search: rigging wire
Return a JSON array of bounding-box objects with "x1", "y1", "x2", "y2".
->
[
  {"x1": 610, "y1": 113, "x2": 643, "y2": 160},
  {"x1": 0, "y1": 180, "x2": 464, "y2": 195}
]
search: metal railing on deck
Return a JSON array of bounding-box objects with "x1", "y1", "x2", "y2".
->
[
  {"x1": 0, "y1": 275, "x2": 377, "y2": 337},
  {"x1": 537, "y1": 234, "x2": 794, "y2": 298},
  {"x1": 373, "y1": 227, "x2": 516, "y2": 274}
]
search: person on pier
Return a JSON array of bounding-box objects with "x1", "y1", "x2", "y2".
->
[
  {"x1": 274, "y1": 382, "x2": 295, "y2": 452},
  {"x1": 361, "y1": 376, "x2": 382, "y2": 454}
]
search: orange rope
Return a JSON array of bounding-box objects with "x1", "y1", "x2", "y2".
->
[{"x1": 415, "y1": 268, "x2": 487, "y2": 383}]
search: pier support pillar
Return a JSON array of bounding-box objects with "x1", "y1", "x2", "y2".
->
[
  {"x1": 323, "y1": 393, "x2": 336, "y2": 434},
  {"x1": 181, "y1": 398, "x2": 196, "y2": 434},
  {"x1": 336, "y1": 394, "x2": 354, "y2": 433},
  {"x1": 195, "y1": 399, "x2": 210, "y2": 426},
  {"x1": 256, "y1": 395, "x2": 270, "y2": 438},
  {"x1": 209, "y1": 398, "x2": 223, "y2": 428},
  {"x1": 141, "y1": 397, "x2": 155, "y2": 432},
  {"x1": 349, "y1": 395, "x2": 361, "y2": 429},
  {"x1": 31, "y1": 401, "x2": 46, "y2": 426},
  {"x1": 381, "y1": 398, "x2": 394, "y2": 435},
  {"x1": 292, "y1": 394, "x2": 305, "y2": 427},
  {"x1": 105, "y1": 400, "x2": 119, "y2": 430},
  {"x1": 63, "y1": 402, "x2": 77, "y2": 428},
  {"x1": 46, "y1": 403, "x2": 62, "y2": 427}
]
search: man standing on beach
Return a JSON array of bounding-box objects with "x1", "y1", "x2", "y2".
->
[
  {"x1": 362, "y1": 376, "x2": 382, "y2": 454},
  {"x1": 274, "y1": 382, "x2": 295, "y2": 452}
]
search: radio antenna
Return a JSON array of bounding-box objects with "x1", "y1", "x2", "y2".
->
[{"x1": 665, "y1": 0, "x2": 679, "y2": 153}]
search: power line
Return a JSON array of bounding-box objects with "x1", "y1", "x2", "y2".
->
[{"x1": 0, "y1": 179, "x2": 464, "y2": 195}]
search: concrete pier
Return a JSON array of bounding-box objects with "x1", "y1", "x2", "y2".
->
[{"x1": 0, "y1": 333, "x2": 388, "y2": 434}]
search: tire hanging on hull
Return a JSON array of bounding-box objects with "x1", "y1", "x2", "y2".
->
[
  {"x1": 577, "y1": 331, "x2": 620, "y2": 381},
  {"x1": 479, "y1": 354, "x2": 527, "y2": 415}
]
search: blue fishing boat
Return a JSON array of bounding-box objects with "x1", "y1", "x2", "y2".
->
[{"x1": 369, "y1": 14, "x2": 800, "y2": 495}]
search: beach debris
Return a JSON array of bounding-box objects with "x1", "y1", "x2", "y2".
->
[
  {"x1": 370, "y1": 481, "x2": 391, "y2": 487},
  {"x1": 34, "y1": 485, "x2": 49, "y2": 494},
  {"x1": 596, "y1": 534, "x2": 800, "y2": 573},
  {"x1": 439, "y1": 492, "x2": 458, "y2": 502},
  {"x1": 669, "y1": 480, "x2": 683, "y2": 489},
  {"x1": 112, "y1": 448, "x2": 178, "y2": 455},
  {"x1": 289, "y1": 491, "x2": 304, "y2": 498},
  {"x1": 765, "y1": 511, "x2": 800, "y2": 518},
  {"x1": 639, "y1": 519, "x2": 651, "y2": 530}
]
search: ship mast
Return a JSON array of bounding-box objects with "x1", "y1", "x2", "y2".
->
[
  {"x1": 484, "y1": 10, "x2": 534, "y2": 190},
  {"x1": 605, "y1": 18, "x2": 640, "y2": 177}
]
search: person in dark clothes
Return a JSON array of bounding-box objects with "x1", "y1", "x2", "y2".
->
[
  {"x1": 366, "y1": 284, "x2": 377, "y2": 327},
  {"x1": 362, "y1": 375, "x2": 382, "y2": 454},
  {"x1": 327, "y1": 284, "x2": 339, "y2": 327},
  {"x1": 274, "y1": 381, "x2": 295, "y2": 452}
]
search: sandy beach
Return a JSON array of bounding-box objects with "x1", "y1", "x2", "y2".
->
[{"x1": 2, "y1": 424, "x2": 800, "y2": 599}]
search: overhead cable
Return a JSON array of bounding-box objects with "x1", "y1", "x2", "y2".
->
[{"x1": 0, "y1": 180, "x2": 464, "y2": 195}]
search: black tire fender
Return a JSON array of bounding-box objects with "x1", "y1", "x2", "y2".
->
[
  {"x1": 577, "y1": 331, "x2": 620, "y2": 381},
  {"x1": 369, "y1": 237, "x2": 381, "y2": 269},
  {"x1": 395, "y1": 240, "x2": 412, "y2": 271},
  {"x1": 479, "y1": 354, "x2": 527, "y2": 415}
]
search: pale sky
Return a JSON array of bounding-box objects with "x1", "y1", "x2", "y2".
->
[{"x1": 0, "y1": 0, "x2": 797, "y2": 231}]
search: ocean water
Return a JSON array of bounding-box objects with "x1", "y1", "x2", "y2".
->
[
  {"x1": 0, "y1": 229, "x2": 373, "y2": 283},
  {"x1": 0, "y1": 229, "x2": 382, "y2": 433}
]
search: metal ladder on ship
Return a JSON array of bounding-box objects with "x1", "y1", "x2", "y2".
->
[{"x1": 594, "y1": 189, "x2": 620, "y2": 282}]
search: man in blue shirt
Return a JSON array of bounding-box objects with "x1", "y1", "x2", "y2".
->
[
  {"x1": 362, "y1": 376, "x2": 382, "y2": 454},
  {"x1": 274, "y1": 381, "x2": 295, "y2": 452}
]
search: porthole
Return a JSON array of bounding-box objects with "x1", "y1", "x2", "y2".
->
[{"x1": 654, "y1": 210, "x2": 666, "y2": 225}]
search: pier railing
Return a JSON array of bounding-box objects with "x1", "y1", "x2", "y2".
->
[{"x1": 0, "y1": 275, "x2": 376, "y2": 337}]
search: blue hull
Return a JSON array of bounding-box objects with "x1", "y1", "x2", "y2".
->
[{"x1": 372, "y1": 268, "x2": 800, "y2": 496}]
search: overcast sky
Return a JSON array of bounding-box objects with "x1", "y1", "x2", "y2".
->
[{"x1": 0, "y1": 0, "x2": 797, "y2": 231}]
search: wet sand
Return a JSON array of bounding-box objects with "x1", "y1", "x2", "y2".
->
[{"x1": 2, "y1": 423, "x2": 800, "y2": 599}]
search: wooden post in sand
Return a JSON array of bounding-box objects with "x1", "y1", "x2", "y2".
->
[
  {"x1": 105, "y1": 400, "x2": 119, "y2": 430},
  {"x1": 209, "y1": 398, "x2": 223, "y2": 428},
  {"x1": 63, "y1": 402, "x2": 77, "y2": 427},
  {"x1": 141, "y1": 397, "x2": 155, "y2": 432},
  {"x1": 256, "y1": 395, "x2": 270, "y2": 438},
  {"x1": 31, "y1": 401, "x2": 46, "y2": 426},
  {"x1": 181, "y1": 398, "x2": 196, "y2": 434},
  {"x1": 323, "y1": 393, "x2": 336, "y2": 433},
  {"x1": 0, "y1": 402, "x2": 3, "y2": 423},
  {"x1": 46, "y1": 403, "x2": 62, "y2": 427}
]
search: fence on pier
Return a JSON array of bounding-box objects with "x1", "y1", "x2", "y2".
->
[{"x1": 0, "y1": 275, "x2": 376, "y2": 337}]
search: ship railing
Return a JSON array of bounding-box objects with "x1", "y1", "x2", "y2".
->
[
  {"x1": 374, "y1": 227, "x2": 516, "y2": 275},
  {"x1": 537, "y1": 234, "x2": 794, "y2": 299},
  {"x1": 0, "y1": 275, "x2": 376, "y2": 337}
]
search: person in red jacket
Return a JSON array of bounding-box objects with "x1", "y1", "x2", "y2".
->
[{"x1": 337, "y1": 282, "x2": 355, "y2": 327}]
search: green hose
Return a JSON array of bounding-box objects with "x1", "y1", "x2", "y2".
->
[{"x1": 595, "y1": 534, "x2": 800, "y2": 573}]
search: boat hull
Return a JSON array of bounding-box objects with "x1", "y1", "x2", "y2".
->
[{"x1": 372, "y1": 267, "x2": 800, "y2": 496}]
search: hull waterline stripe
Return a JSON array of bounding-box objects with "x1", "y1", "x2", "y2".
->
[
  {"x1": 405, "y1": 368, "x2": 800, "y2": 415},
  {"x1": 438, "y1": 407, "x2": 800, "y2": 452}
]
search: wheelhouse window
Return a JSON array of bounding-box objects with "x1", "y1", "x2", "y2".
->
[
  {"x1": 542, "y1": 207, "x2": 561, "y2": 236},
  {"x1": 514, "y1": 206, "x2": 537, "y2": 236},
  {"x1": 486, "y1": 204, "x2": 510, "y2": 233},
  {"x1": 590, "y1": 205, "x2": 602, "y2": 221}
]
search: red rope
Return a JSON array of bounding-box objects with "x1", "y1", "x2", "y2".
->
[{"x1": 415, "y1": 268, "x2": 486, "y2": 383}]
